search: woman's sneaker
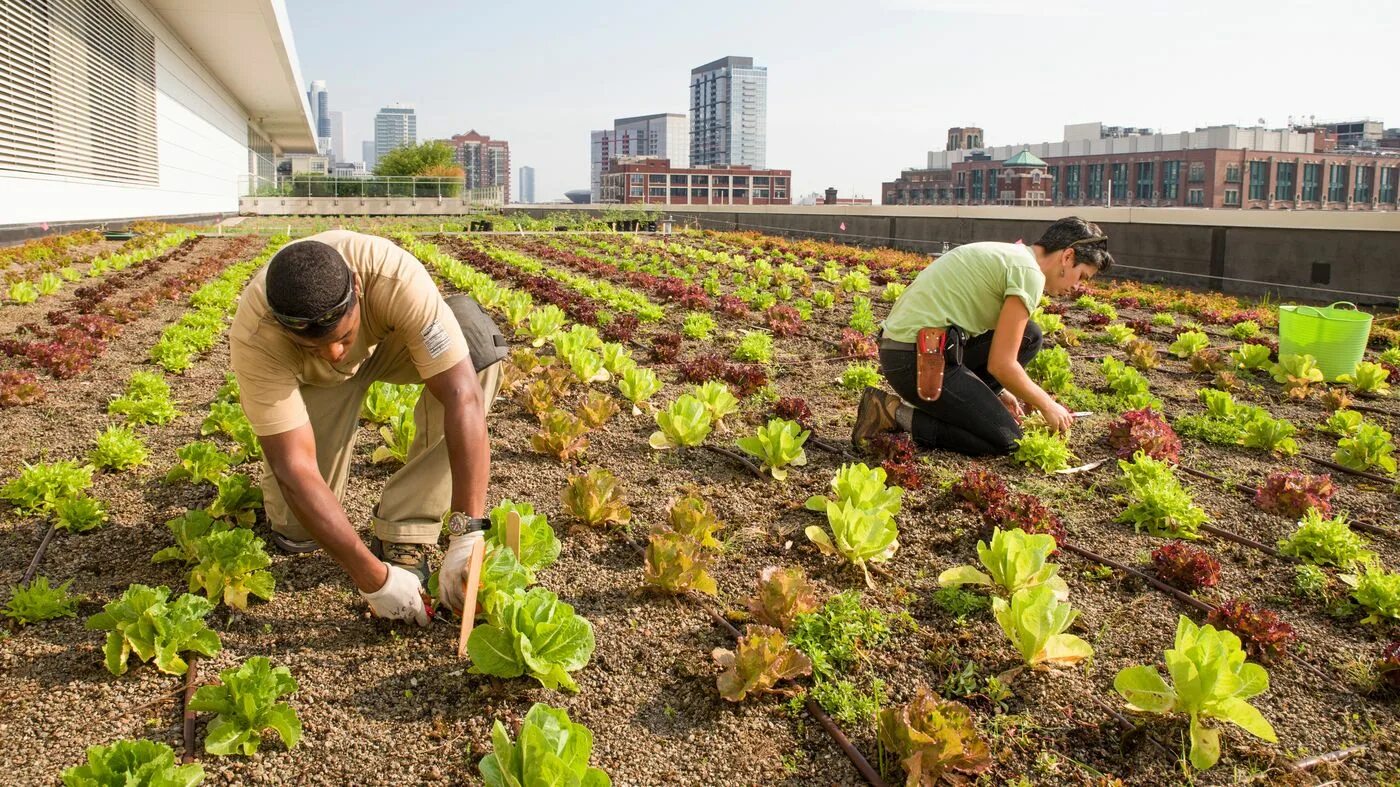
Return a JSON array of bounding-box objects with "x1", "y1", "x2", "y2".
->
[
  {"x1": 369, "y1": 536, "x2": 430, "y2": 586},
  {"x1": 851, "y1": 387, "x2": 899, "y2": 448}
]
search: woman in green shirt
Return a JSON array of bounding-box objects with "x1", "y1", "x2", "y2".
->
[{"x1": 852, "y1": 217, "x2": 1114, "y2": 455}]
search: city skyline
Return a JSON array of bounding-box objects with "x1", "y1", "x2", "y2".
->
[{"x1": 286, "y1": 0, "x2": 1399, "y2": 203}]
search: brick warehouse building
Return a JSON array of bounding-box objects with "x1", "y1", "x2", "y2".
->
[
  {"x1": 600, "y1": 158, "x2": 790, "y2": 206},
  {"x1": 885, "y1": 123, "x2": 1400, "y2": 210},
  {"x1": 445, "y1": 130, "x2": 511, "y2": 203}
]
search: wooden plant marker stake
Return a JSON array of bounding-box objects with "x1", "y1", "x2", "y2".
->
[
  {"x1": 455, "y1": 536, "x2": 487, "y2": 659},
  {"x1": 505, "y1": 510, "x2": 522, "y2": 559}
]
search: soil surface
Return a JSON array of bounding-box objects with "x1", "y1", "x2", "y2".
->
[{"x1": 1, "y1": 229, "x2": 1398, "y2": 786}]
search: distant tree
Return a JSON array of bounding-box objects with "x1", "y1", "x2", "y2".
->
[{"x1": 374, "y1": 141, "x2": 458, "y2": 177}]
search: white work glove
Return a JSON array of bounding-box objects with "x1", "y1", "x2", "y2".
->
[
  {"x1": 439, "y1": 530, "x2": 486, "y2": 616},
  {"x1": 359, "y1": 562, "x2": 430, "y2": 626}
]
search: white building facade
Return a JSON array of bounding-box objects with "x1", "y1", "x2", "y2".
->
[
  {"x1": 0, "y1": 0, "x2": 316, "y2": 229},
  {"x1": 374, "y1": 104, "x2": 417, "y2": 163},
  {"x1": 690, "y1": 56, "x2": 767, "y2": 169}
]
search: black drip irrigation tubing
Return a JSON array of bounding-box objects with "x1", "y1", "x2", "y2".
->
[
  {"x1": 19, "y1": 522, "x2": 57, "y2": 586},
  {"x1": 1301, "y1": 453, "x2": 1398, "y2": 486},
  {"x1": 1060, "y1": 542, "x2": 1354, "y2": 696},
  {"x1": 615, "y1": 532, "x2": 888, "y2": 786},
  {"x1": 181, "y1": 658, "x2": 200, "y2": 764}
]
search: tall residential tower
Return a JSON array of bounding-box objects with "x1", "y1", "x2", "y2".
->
[
  {"x1": 518, "y1": 166, "x2": 535, "y2": 203},
  {"x1": 373, "y1": 104, "x2": 417, "y2": 165},
  {"x1": 689, "y1": 56, "x2": 767, "y2": 168},
  {"x1": 307, "y1": 79, "x2": 330, "y2": 156}
]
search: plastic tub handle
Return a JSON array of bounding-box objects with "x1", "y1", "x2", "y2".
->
[
  {"x1": 1292, "y1": 305, "x2": 1325, "y2": 318},
  {"x1": 1328, "y1": 301, "x2": 1358, "y2": 311}
]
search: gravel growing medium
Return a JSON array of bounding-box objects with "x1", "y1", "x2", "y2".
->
[{"x1": 1, "y1": 226, "x2": 1398, "y2": 786}]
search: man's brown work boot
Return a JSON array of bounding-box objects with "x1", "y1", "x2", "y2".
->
[
  {"x1": 851, "y1": 387, "x2": 900, "y2": 448},
  {"x1": 369, "y1": 536, "x2": 430, "y2": 586}
]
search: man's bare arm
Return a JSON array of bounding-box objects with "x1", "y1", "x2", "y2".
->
[
  {"x1": 424, "y1": 357, "x2": 489, "y2": 518},
  {"x1": 260, "y1": 424, "x2": 388, "y2": 592}
]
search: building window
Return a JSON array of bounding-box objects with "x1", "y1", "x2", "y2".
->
[
  {"x1": 1380, "y1": 168, "x2": 1397, "y2": 204},
  {"x1": 690, "y1": 188, "x2": 707, "y2": 198},
  {"x1": 970, "y1": 170, "x2": 984, "y2": 201},
  {"x1": 648, "y1": 187, "x2": 665, "y2": 197},
  {"x1": 1248, "y1": 161, "x2": 1269, "y2": 200},
  {"x1": 692, "y1": 175, "x2": 709, "y2": 185},
  {"x1": 1064, "y1": 165, "x2": 1080, "y2": 200},
  {"x1": 670, "y1": 187, "x2": 687, "y2": 197},
  {"x1": 1301, "y1": 163, "x2": 1322, "y2": 201},
  {"x1": 1188, "y1": 162, "x2": 1205, "y2": 183},
  {"x1": 1354, "y1": 167, "x2": 1372, "y2": 202},
  {"x1": 988, "y1": 169, "x2": 999, "y2": 186},
  {"x1": 1225, "y1": 163, "x2": 1242, "y2": 183},
  {"x1": 1135, "y1": 162, "x2": 1154, "y2": 200},
  {"x1": 649, "y1": 174, "x2": 666, "y2": 184},
  {"x1": 1187, "y1": 189, "x2": 1205, "y2": 206},
  {"x1": 1163, "y1": 161, "x2": 1181, "y2": 200},
  {"x1": 670, "y1": 174, "x2": 687, "y2": 185},
  {"x1": 733, "y1": 176, "x2": 748, "y2": 186},
  {"x1": 755, "y1": 188, "x2": 769, "y2": 198},
  {"x1": 629, "y1": 186, "x2": 643, "y2": 197},
  {"x1": 1087, "y1": 164, "x2": 1104, "y2": 200},
  {"x1": 629, "y1": 174, "x2": 643, "y2": 184},
  {"x1": 753, "y1": 176, "x2": 769, "y2": 186},
  {"x1": 1110, "y1": 163, "x2": 1128, "y2": 199},
  {"x1": 1046, "y1": 166, "x2": 1059, "y2": 200},
  {"x1": 1275, "y1": 162, "x2": 1296, "y2": 201},
  {"x1": 1223, "y1": 189, "x2": 1240, "y2": 206},
  {"x1": 1328, "y1": 164, "x2": 1348, "y2": 202}
]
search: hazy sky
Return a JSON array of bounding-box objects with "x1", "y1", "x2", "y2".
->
[{"x1": 287, "y1": 0, "x2": 1397, "y2": 203}]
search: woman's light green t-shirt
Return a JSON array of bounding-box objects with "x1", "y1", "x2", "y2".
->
[{"x1": 882, "y1": 241, "x2": 1045, "y2": 342}]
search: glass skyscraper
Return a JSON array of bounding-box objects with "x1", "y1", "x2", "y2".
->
[{"x1": 689, "y1": 56, "x2": 767, "y2": 169}]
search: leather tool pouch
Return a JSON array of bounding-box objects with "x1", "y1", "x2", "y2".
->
[{"x1": 916, "y1": 327, "x2": 948, "y2": 401}]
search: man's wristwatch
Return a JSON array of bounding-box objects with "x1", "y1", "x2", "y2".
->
[{"x1": 444, "y1": 511, "x2": 489, "y2": 537}]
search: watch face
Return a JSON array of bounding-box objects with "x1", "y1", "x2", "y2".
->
[{"x1": 447, "y1": 513, "x2": 469, "y2": 535}]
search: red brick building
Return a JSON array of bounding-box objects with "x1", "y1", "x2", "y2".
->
[
  {"x1": 885, "y1": 139, "x2": 1400, "y2": 210},
  {"x1": 600, "y1": 159, "x2": 791, "y2": 205},
  {"x1": 444, "y1": 130, "x2": 511, "y2": 203}
]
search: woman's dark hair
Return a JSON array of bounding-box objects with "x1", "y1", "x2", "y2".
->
[
  {"x1": 265, "y1": 240, "x2": 355, "y2": 339},
  {"x1": 1035, "y1": 216, "x2": 1114, "y2": 273}
]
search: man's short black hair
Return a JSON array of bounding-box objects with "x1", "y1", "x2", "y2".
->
[
  {"x1": 265, "y1": 240, "x2": 354, "y2": 339},
  {"x1": 1035, "y1": 216, "x2": 1115, "y2": 274}
]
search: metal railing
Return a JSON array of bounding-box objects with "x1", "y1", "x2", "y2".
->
[{"x1": 239, "y1": 174, "x2": 503, "y2": 202}]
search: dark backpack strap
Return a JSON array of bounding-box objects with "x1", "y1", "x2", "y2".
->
[{"x1": 445, "y1": 294, "x2": 508, "y2": 372}]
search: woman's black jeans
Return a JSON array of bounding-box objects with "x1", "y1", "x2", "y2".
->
[{"x1": 878, "y1": 323, "x2": 1043, "y2": 456}]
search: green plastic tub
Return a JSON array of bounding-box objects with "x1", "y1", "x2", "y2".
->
[{"x1": 1277, "y1": 301, "x2": 1373, "y2": 381}]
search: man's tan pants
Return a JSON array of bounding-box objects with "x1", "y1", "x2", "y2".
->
[{"x1": 262, "y1": 299, "x2": 503, "y2": 546}]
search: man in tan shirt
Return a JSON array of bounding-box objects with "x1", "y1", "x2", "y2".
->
[{"x1": 229, "y1": 230, "x2": 506, "y2": 625}]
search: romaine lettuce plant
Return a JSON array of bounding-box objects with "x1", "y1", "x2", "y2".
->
[
  {"x1": 1114, "y1": 616, "x2": 1277, "y2": 770},
  {"x1": 736, "y1": 418, "x2": 810, "y2": 480},
  {"x1": 479, "y1": 703, "x2": 611, "y2": 787},
  {"x1": 805, "y1": 500, "x2": 899, "y2": 587},
  {"x1": 567, "y1": 348, "x2": 609, "y2": 385},
  {"x1": 1239, "y1": 414, "x2": 1298, "y2": 457},
  {"x1": 486, "y1": 500, "x2": 561, "y2": 582},
  {"x1": 165, "y1": 441, "x2": 234, "y2": 486},
  {"x1": 530, "y1": 409, "x2": 590, "y2": 462},
  {"x1": 1333, "y1": 422, "x2": 1397, "y2": 475},
  {"x1": 371, "y1": 410, "x2": 415, "y2": 465},
  {"x1": 200, "y1": 401, "x2": 260, "y2": 461},
  {"x1": 61, "y1": 739, "x2": 204, "y2": 787},
  {"x1": 1339, "y1": 360, "x2": 1391, "y2": 396},
  {"x1": 937, "y1": 527, "x2": 1069, "y2": 600},
  {"x1": 644, "y1": 530, "x2": 718, "y2": 595},
  {"x1": 1277, "y1": 509, "x2": 1374, "y2": 568},
  {"x1": 521, "y1": 305, "x2": 565, "y2": 347},
  {"x1": 648, "y1": 394, "x2": 713, "y2": 450},
  {"x1": 803, "y1": 463, "x2": 903, "y2": 520},
  {"x1": 616, "y1": 365, "x2": 662, "y2": 414},
  {"x1": 992, "y1": 585, "x2": 1093, "y2": 667},
  {"x1": 1321, "y1": 409, "x2": 1364, "y2": 437},
  {"x1": 692, "y1": 380, "x2": 740, "y2": 429},
  {"x1": 467, "y1": 587, "x2": 596, "y2": 692},
  {"x1": 2, "y1": 576, "x2": 79, "y2": 625},
  {"x1": 561, "y1": 468, "x2": 631, "y2": 527},
  {"x1": 1169, "y1": 330, "x2": 1211, "y2": 359},
  {"x1": 747, "y1": 565, "x2": 820, "y2": 632},
  {"x1": 1271, "y1": 353, "x2": 1325, "y2": 399},
  {"x1": 188, "y1": 528, "x2": 275, "y2": 610},
  {"x1": 90, "y1": 425, "x2": 148, "y2": 471},
  {"x1": 84, "y1": 584, "x2": 221, "y2": 676},
  {"x1": 207, "y1": 473, "x2": 263, "y2": 527},
  {"x1": 598, "y1": 342, "x2": 634, "y2": 376},
  {"x1": 153, "y1": 510, "x2": 229, "y2": 565},
  {"x1": 877, "y1": 685, "x2": 990, "y2": 785},
  {"x1": 577, "y1": 390, "x2": 619, "y2": 429},
  {"x1": 714, "y1": 625, "x2": 813, "y2": 702},
  {"x1": 1230, "y1": 343, "x2": 1274, "y2": 372},
  {"x1": 189, "y1": 656, "x2": 301, "y2": 756},
  {"x1": 667, "y1": 493, "x2": 724, "y2": 549}
]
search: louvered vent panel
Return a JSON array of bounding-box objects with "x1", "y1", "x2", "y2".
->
[{"x1": 0, "y1": 0, "x2": 157, "y2": 185}]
